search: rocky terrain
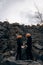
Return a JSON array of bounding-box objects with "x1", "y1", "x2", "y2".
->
[{"x1": 0, "y1": 21, "x2": 43, "y2": 65}]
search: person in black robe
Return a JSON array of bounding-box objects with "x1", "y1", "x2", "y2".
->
[{"x1": 26, "y1": 33, "x2": 33, "y2": 60}]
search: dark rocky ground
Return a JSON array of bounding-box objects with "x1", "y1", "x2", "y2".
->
[{"x1": 0, "y1": 21, "x2": 43, "y2": 65}]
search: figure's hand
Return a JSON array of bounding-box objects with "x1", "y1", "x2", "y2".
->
[
  {"x1": 21, "y1": 45, "x2": 25, "y2": 48},
  {"x1": 21, "y1": 45, "x2": 28, "y2": 48}
]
